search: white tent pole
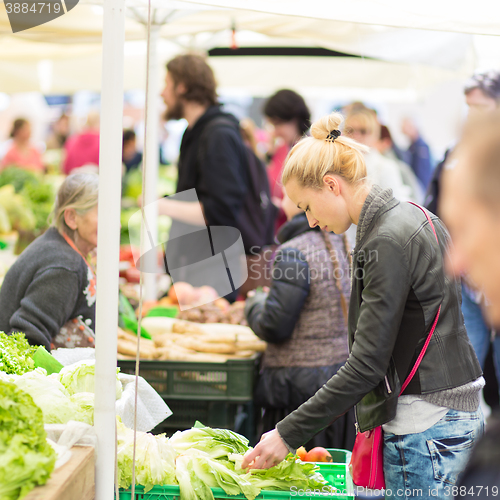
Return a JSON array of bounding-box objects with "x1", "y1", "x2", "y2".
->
[
  {"x1": 94, "y1": 0, "x2": 125, "y2": 498},
  {"x1": 143, "y1": 23, "x2": 160, "y2": 301}
]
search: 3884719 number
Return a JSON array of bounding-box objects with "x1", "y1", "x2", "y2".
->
[
  {"x1": 444, "y1": 485, "x2": 499, "y2": 496},
  {"x1": 5, "y1": 2, "x2": 62, "y2": 14}
]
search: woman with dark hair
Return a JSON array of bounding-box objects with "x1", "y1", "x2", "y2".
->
[
  {"x1": 264, "y1": 89, "x2": 310, "y2": 233},
  {"x1": 1, "y1": 118, "x2": 44, "y2": 172}
]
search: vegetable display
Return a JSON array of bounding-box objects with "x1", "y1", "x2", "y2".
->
[
  {"x1": 118, "y1": 422, "x2": 336, "y2": 499},
  {"x1": 4, "y1": 368, "x2": 79, "y2": 425},
  {"x1": 118, "y1": 318, "x2": 266, "y2": 362},
  {"x1": 0, "y1": 167, "x2": 56, "y2": 233},
  {"x1": 0, "y1": 380, "x2": 56, "y2": 500},
  {"x1": 3, "y1": 361, "x2": 122, "y2": 425},
  {"x1": 0, "y1": 332, "x2": 37, "y2": 375},
  {"x1": 117, "y1": 419, "x2": 176, "y2": 492},
  {"x1": 58, "y1": 359, "x2": 123, "y2": 400}
]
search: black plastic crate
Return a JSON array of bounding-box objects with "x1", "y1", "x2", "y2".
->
[{"x1": 152, "y1": 399, "x2": 255, "y2": 444}]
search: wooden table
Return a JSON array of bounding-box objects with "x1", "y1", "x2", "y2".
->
[{"x1": 25, "y1": 446, "x2": 95, "y2": 500}]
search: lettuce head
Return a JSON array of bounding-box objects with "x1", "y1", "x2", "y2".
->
[{"x1": 0, "y1": 380, "x2": 56, "y2": 499}]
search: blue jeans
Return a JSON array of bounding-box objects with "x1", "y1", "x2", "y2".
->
[
  {"x1": 461, "y1": 284, "x2": 500, "y2": 397},
  {"x1": 384, "y1": 408, "x2": 484, "y2": 499}
]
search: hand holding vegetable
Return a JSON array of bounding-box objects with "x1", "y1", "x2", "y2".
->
[{"x1": 241, "y1": 429, "x2": 289, "y2": 470}]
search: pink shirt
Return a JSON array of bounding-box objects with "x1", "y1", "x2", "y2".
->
[
  {"x1": 267, "y1": 143, "x2": 290, "y2": 233},
  {"x1": 63, "y1": 131, "x2": 100, "y2": 174},
  {"x1": 1, "y1": 144, "x2": 44, "y2": 172}
]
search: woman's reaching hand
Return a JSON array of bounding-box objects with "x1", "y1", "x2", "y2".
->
[{"x1": 241, "y1": 429, "x2": 289, "y2": 470}]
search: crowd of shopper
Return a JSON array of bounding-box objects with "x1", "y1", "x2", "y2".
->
[{"x1": 1, "y1": 52, "x2": 500, "y2": 494}]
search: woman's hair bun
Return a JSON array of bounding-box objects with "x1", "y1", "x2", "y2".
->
[{"x1": 310, "y1": 112, "x2": 343, "y2": 140}]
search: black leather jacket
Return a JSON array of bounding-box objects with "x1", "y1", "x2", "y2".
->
[{"x1": 277, "y1": 189, "x2": 482, "y2": 448}]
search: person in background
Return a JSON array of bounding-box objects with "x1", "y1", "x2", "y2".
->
[
  {"x1": 245, "y1": 189, "x2": 355, "y2": 450},
  {"x1": 425, "y1": 70, "x2": 500, "y2": 216},
  {"x1": 440, "y1": 109, "x2": 500, "y2": 496},
  {"x1": 400, "y1": 117, "x2": 433, "y2": 190},
  {"x1": 344, "y1": 108, "x2": 411, "y2": 201},
  {"x1": 263, "y1": 89, "x2": 311, "y2": 233},
  {"x1": 122, "y1": 129, "x2": 143, "y2": 172},
  {"x1": 63, "y1": 111, "x2": 100, "y2": 174},
  {"x1": 428, "y1": 70, "x2": 500, "y2": 415},
  {"x1": 377, "y1": 124, "x2": 424, "y2": 203},
  {"x1": 46, "y1": 113, "x2": 70, "y2": 150},
  {"x1": 0, "y1": 173, "x2": 98, "y2": 351},
  {"x1": 0, "y1": 118, "x2": 44, "y2": 172},
  {"x1": 241, "y1": 112, "x2": 483, "y2": 497},
  {"x1": 156, "y1": 53, "x2": 256, "y2": 302}
]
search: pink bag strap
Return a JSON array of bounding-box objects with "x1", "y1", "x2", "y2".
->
[{"x1": 400, "y1": 203, "x2": 442, "y2": 395}]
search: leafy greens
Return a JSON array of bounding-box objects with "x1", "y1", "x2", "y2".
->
[
  {"x1": 0, "y1": 380, "x2": 56, "y2": 500},
  {"x1": 0, "y1": 332, "x2": 37, "y2": 375}
]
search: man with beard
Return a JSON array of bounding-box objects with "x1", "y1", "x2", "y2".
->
[{"x1": 156, "y1": 54, "x2": 250, "y2": 301}]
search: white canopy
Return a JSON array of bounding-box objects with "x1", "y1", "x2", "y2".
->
[
  {"x1": 0, "y1": 1, "x2": 486, "y2": 94},
  {"x1": 0, "y1": 37, "x2": 473, "y2": 95},
  {"x1": 180, "y1": 0, "x2": 500, "y2": 36}
]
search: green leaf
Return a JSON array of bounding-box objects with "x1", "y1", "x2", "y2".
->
[
  {"x1": 0, "y1": 380, "x2": 56, "y2": 499},
  {"x1": 33, "y1": 346, "x2": 64, "y2": 375},
  {"x1": 0, "y1": 332, "x2": 37, "y2": 375},
  {"x1": 244, "y1": 454, "x2": 335, "y2": 493},
  {"x1": 169, "y1": 425, "x2": 250, "y2": 459}
]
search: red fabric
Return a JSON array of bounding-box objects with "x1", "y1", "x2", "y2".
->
[
  {"x1": 1, "y1": 144, "x2": 43, "y2": 171},
  {"x1": 267, "y1": 143, "x2": 289, "y2": 233},
  {"x1": 63, "y1": 131, "x2": 100, "y2": 174}
]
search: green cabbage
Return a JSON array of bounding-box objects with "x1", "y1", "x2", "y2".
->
[
  {"x1": 69, "y1": 392, "x2": 95, "y2": 425},
  {"x1": 0, "y1": 380, "x2": 56, "y2": 499},
  {"x1": 168, "y1": 421, "x2": 249, "y2": 459},
  {"x1": 241, "y1": 453, "x2": 335, "y2": 493},
  {"x1": 117, "y1": 419, "x2": 176, "y2": 492},
  {"x1": 176, "y1": 454, "x2": 214, "y2": 500},
  {"x1": 119, "y1": 421, "x2": 333, "y2": 500},
  {"x1": 9, "y1": 368, "x2": 77, "y2": 425},
  {"x1": 176, "y1": 449, "x2": 259, "y2": 500},
  {"x1": 57, "y1": 360, "x2": 122, "y2": 399},
  {"x1": 0, "y1": 332, "x2": 37, "y2": 375}
]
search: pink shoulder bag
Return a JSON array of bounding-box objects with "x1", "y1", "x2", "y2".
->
[{"x1": 349, "y1": 203, "x2": 442, "y2": 489}]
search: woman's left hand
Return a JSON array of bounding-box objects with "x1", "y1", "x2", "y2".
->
[{"x1": 241, "y1": 429, "x2": 289, "y2": 470}]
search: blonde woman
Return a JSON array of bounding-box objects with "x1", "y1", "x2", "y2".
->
[
  {"x1": 0, "y1": 173, "x2": 98, "y2": 350},
  {"x1": 245, "y1": 189, "x2": 355, "y2": 451},
  {"x1": 242, "y1": 113, "x2": 483, "y2": 497}
]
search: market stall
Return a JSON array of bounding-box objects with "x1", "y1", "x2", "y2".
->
[{"x1": 1, "y1": 0, "x2": 499, "y2": 498}]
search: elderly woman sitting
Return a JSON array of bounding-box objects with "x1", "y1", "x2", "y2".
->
[{"x1": 0, "y1": 173, "x2": 98, "y2": 350}]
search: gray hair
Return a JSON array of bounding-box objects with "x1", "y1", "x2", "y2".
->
[{"x1": 50, "y1": 173, "x2": 99, "y2": 238}]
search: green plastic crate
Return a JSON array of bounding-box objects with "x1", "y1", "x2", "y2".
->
[
  {"x1": 117, "y1": 357, "x2": 258, "y2": 402},
  {"x1": 118, "y1": 448, "x2": 354, "y2": 500}
]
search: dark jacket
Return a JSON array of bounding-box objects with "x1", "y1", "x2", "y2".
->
[
  {"x1": 245, "y1": 213, "x2": 350, "y2": 367},
  {"x1": 164, "y1": 106, "x2": 249, "y2": 300},
  {"x1": 405, "y1": 136, "x2": 433, "y2": 190},
  {"x1": 0, "y1": 227, "x2": 95, "y2": 351},
  {"x1": 424, "y1": 147, "x2": 452, "y2": 216},
  {"x1": 277, "y1": 187, "x2": 482, "y2": 448},
  {"x1": 176, "y1": 105, "x2": 248, "y2": 228}
]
